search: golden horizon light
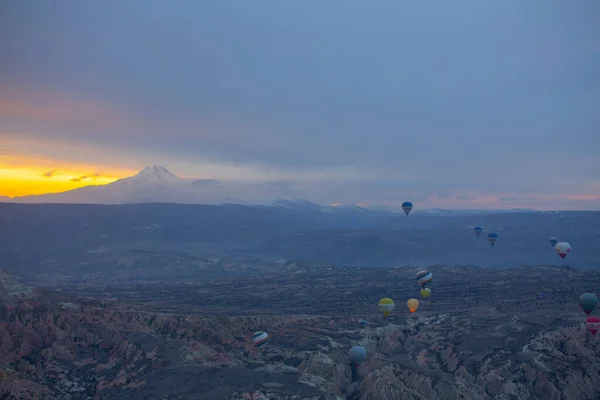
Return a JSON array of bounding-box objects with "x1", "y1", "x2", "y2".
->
[{"x1": 0, "y1": 159, "x2": 134, "y2": 198}]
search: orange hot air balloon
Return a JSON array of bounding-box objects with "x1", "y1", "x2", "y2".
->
[{"x1": 407, "y1": 298, "x2": 419, "y2": 313}]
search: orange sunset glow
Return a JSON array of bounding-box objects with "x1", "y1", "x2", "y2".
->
[{"x1": 0, "y1": 158, "x2": 133, "y2": 197}]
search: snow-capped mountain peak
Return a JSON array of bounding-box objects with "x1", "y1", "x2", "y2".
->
[
  {"x1": 120, "y1": 165, "x2": 184, "y2": 186},
  {"x1": 138, "y1": 165, "x2": 175, "y2": 179}
]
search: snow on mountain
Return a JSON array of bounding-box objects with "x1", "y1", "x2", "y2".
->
[
  {"x1": 5, "y1": 165, "x2": 537, "y2": 215},
  {"x1": 120, "y1": 165, "x2": 185, "y2": 186},
  {"x1": 272, "y1": 198, "x2": 326, "y2": 212},
  {"x1": 272, "y1": 198, "x2": 385, "y2": 215},
  {"x1": 13, "y1": 165, "x2": 233, "y2": 205}
]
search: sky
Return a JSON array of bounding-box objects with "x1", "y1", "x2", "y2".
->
[{"x1": 1, "y1": 0, "x2": 599, "y2": 210}]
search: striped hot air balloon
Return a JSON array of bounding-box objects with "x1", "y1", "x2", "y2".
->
[
  {"x1": 416, "y1": 270, "x2": 433, "y2": 288},
  {"x1": 252, "y1": 331, "x2": 269, "y2": 349},
  {"x1": 487, "y1": 232, "x2": 498, "y2": 247}
]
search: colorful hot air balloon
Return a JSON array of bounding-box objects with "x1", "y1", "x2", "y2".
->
[
  {"x1": 401, "y1": 201, "x2": 413, "y2": 216},
  {"x1": 407, "y1": 298, "x2": 419, "y2": 313},
  {"x1": 420, "y1": 288, "x2": 431, "y2": 298},
  {"x1": 473, "y1": 226, "x2": 483, "y2": 238},
  {"x1": 549, "y1": 237, "x2": 559, "y2": 247},
  {"x1": 378, "y1": 297, "x2": 395, "y2": 318},
  {"x1": 252, "y1": 331, "x2": 269, "y2": 349},
  {"x1": 555, "y1": 242, "x2": 571, "y2": 259},
  {"x1": 579, "y1": 293, "x2": 598, "y2": 316},
  {"x1": 348, "y1": 345, "x2": 367, "y2": 366},
  {"x1": 487, "y1": 232, "x2": 498, "y2": 247},
  {"x1": 586, "y1": 316, "x2": 600, "y2": 336},
  {"x1": 416, "y1": 270, "x2": 433, "y2": 288}
]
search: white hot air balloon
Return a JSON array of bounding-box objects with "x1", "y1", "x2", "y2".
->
[{"x1": 555, "y1": 242, "x2": 571, "y2": 259}]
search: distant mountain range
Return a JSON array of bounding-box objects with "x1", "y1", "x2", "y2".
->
[{"x1": 1, "y1": 165, "x2": 537, "y2": 215}]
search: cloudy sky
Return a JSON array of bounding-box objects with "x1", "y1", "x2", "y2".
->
[{"x1": 1, "y1": 0, "x2": 599, "y2": 210}]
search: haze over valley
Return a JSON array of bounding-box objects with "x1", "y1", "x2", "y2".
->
[{"x1": 1, "y1": 0, "x2": 600, "y2": 399}]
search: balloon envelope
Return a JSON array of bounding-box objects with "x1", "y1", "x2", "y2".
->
[
  {"x1": 586, "y1": 316, "x2": 600, "y2": 335},
  {"x1": 407, "y1": 298, "x2": 419, "y2": 313},
  {"x1": 474, "y1": 226, "x2": 483, "y2": 238},
  {"x1": 401, "y1": 201, "x2": 413, "y2": 216},
  {"x1": 579, "y1": 293, "x2": 598, "y2": 315},
  {"x1": 549, "y1": 237, "x2": 559, "y2": 247},
  {"x1": 378, "y1": 298, "x2": 395, "y2": 317},
  {"x1": 555, "y1": 242, "x2": 571, "y2": 259},
  {"x1": 348, "y1": 345, "x2": 367, "y2": 365},
  {"x1": 416, "y1": 270, "x2": 433, "y2": 287},
  {"x1": 487, "y1": 232, "x2": 498, "y2": 247},
  {"x1": 252, "y1": 331, "x2": 269, "y2": 348},
  {"x1": 420, "y1": 288, "x2": 431, "y2": 298}
]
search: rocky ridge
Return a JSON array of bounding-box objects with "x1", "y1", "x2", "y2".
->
[{"x1": 1, "y1": 267, "x2": 600, "y2": 399}]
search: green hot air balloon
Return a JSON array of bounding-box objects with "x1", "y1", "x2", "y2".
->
[{"x1": 578, "y1": 293, "x2": 598, "y2": 316}]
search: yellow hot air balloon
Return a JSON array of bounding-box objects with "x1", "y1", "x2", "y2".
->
[
  {"x1": 378, "y1": 297, "x2": 395, "y2": 318},
  {"x1": 420, "y1": 288, "x2": 431, "y2": 298},
  {"x1": 407, "y1": 298, "x2": 419, "y2": 313}
]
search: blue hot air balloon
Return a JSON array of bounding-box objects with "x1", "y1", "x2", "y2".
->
[
  {"x1": 549, "y1": 237, "x2": 559, "y2": 247},
  {"x1": 348, "y1": 345, "x2": 367, "y2": 366},
  {"x1": 473, "y1": 225, "x2": 483, "y2": 238},
  {"x1": 579, "y1": 293, "x2": 598, "y2": 316},
  {"x1": 487, "y1": 232, "x2": 498, "y2": 247},
  {"x1": 401, "y1": 201, "x2": 413, "y2": 216}
]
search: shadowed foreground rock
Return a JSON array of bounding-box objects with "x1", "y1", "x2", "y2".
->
[{"x1": 1, "y1": 265, "x2": 600, "y2": 399}]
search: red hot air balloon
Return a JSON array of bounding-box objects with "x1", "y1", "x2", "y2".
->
[{"x1": 586, "y1": 316, "x2": 600, "y2": 335}]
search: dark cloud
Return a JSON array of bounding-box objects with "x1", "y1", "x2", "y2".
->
[
  {"x1": 70, "y1": 175, "x2": 88, "y2": 182},
  {"x1": 1, "y1": 0, "x2": 599, "y2": 208},
  {"x1": 42, "y1": 170, "x2": 56, "y2": 178},
  {"x1": 70, "y1": 173, "x2": 103, "y2": 182}
]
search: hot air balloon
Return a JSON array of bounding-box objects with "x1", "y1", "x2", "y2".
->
[
  {"x1": 407, "y1": 298, "x2": 419, "y2": 313},
  {"x1": 549, "y1": 237, "x2": 559, "y2": 247},
  {"x1": 359, "y1": 320, "x2": 368, "y2": 326},
  {"x1": 473, "y1": 226, "x2": 483, "y2": 238},
  {"x1": 555, "y1": 242, "x2": 571, "y2": 259},
  {"x1": 348, "y1": 345, "x2": 367, "y2": 366},
  {"x1": 579, "y1": 293, "x2": 598, "y2": 316},
  {"x1": 420, "y1": 288, "x2": 431, "y2": 298},
  {"x1": 586, "y1": 316, "x2": 600, "y2": 336},
  {"x1": 378, "y1": 297, "x2": 395, "y2": 318},
  {"x1": 401, "y1": 201, "x2": 413, "y2": 216},
  {"x1": 487, "y1": 232, "x2": 498, "y2": 247},
  {"x1": 416, "y1": 270, "x2": 433, "y2": 288},
  {"x1": 252, "y1": 331, "x2": 269, "y2": 349}
]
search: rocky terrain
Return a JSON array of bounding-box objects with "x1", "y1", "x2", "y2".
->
[{"x1": 2, "y1": 263, "x2": 600, "y2": 399}]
